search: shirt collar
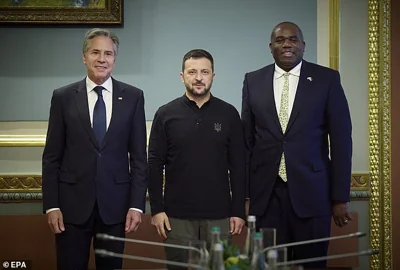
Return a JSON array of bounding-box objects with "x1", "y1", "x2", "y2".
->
[
  {"x1": 86, "y1": 76, "x2": 113, "y2": 93},
  {"x1": 274, "y1": 61, "x2": 302, "y2": 80},
  {"x1": 182, "y1": 92, "x2": 214, "y2": 105}
]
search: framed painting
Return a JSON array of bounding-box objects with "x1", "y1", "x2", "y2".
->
[{"x1": 0, "y1": 0, "x2": 123, "y2": 24}]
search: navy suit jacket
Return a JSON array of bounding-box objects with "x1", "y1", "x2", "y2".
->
[
  {"x1": 241, "y1": 61, "x2": 352, "y2": 218},
  {"x1": 42, "y1": 78, "x2": 148, "y2": 225}
]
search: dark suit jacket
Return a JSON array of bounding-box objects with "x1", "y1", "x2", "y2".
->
[
  {"x1": 42, "y1": 77, "x2": 148, "y2": 225},
  {"x1": 241, "y1": 61, "x2": 352, "y2": 218}
]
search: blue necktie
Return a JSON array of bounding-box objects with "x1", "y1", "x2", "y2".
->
[{"x1": 93, "y1": 86, "x2": 106, "y2": 146}]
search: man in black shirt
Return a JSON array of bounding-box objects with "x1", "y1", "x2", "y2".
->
[{"x1": 148, "y1": 49, "x2": 246, "y2": 267}]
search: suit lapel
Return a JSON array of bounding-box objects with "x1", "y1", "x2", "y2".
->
[
  {"x1": 100, "y1": 78, "x2": 125, "y2": 150},
  {"x1": 286, "y1": 61, "x2": 311, "y2": 133},
  {"x1": 74, "y1": 80, "x2": 98, "y2": 148},
  {"x1": 264, "y1": 65, "x2": 283, "y2": 135}
]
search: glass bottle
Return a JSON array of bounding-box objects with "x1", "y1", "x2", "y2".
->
[
  {"x1": 244, "y1": 215, "x2": 257, "y2": 258},
  {"x1": 210, "y1": 243, "x2": 225, "y2": 270},
  {"x1": 251, "y1": 232, "x2": 266, "y2": 270},
  {"x1": 266, "y1": 249, "x2": 278, "y2": 270},
  {"x1": 209, "y1": 226, "x2": 221, "y2": 252}
]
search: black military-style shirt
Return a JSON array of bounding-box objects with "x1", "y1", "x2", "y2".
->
[{"x1": 148, "y1": 94, "x2": 246, "y2": 219}]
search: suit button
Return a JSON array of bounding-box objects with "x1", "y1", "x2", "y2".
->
[
  {"x1": 283, "y1": 141, "x2": 286, "y2": 144},
  {"x1": 98, "y1": 153, "x2": 102, "y2": 157}
]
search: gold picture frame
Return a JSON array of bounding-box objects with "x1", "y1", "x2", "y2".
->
[
  {"x1": 368, "y1": 0, "x2": 392, "y2": 269},
  {"x1": 0, "y1": 0, "x2": 123, "y2": 25}
]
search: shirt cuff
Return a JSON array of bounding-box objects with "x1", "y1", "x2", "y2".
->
[
  {"x1": 46, "y1": 208, "x2": 60, "y2": 214},
  {"x1": 129, "y1": 208, "x2": 143, "y2": 213},
  {"x1": 47, "y1": 208, "x2": 143, "y2": 214},
  {"x1": 333, "y1": 200, "x2": 349, "y2": 204}
]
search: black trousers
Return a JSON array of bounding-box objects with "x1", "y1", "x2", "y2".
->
[
  {"x1": 256, "y1": 178, "x2": 331, "y2": 269},
  {"x1": 55, "y1": 204, "x2": 125, "y2": 270}
]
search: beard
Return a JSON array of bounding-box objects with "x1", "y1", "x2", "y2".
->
[{"x1": 185, "y1": 82, "x2": 212, "y2": 97}]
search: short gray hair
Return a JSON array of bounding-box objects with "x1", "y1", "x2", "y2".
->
[{"x1": 82, "y1": 28, "x2": 119, "y2": 56}]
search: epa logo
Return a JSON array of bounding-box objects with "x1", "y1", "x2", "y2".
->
[{"x1": 2, "y1": 261, "x2": 30, "y2": 269}]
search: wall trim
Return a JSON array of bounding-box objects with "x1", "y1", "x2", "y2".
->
[
  {"x1": 0, "y1": 174, "x2": 370, "y2": 202},
  {"x1": 329, "y1": 0, "x2": 340, "y2": 70},
  {"x1": 0, "y1": 135, "x2": 45, "y2": 147}
]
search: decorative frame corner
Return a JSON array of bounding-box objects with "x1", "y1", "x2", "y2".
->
[{"x1": 0, "y1": 0, "x2": 123, "y2": 25}]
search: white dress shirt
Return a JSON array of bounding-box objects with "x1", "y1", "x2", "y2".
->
[
  {"x1": 47, "y1": 77, "x2": 142, "y2": 214},
  {"x1": 273, "y1": 61, "x2": 302, "y2": 117}
]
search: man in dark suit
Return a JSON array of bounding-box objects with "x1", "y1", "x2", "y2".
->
[
  {"x1": 241, "y1": 22, "x2": 353, "y2": 268},
  {"x1": 42, "y1": 28, "x2": 148, "y2": 270}
]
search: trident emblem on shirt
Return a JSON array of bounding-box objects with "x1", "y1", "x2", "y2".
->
[{"x1": 214, "y1": 123, "x2": 222, "y2": 132}]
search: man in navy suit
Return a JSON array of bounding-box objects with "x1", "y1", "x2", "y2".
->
[
  {"x1": 241, "y1": 22, "x2": 353, "y2": 268},
  {"x1": 42, "y1": 28, "x2": 148, "y2": 270}
]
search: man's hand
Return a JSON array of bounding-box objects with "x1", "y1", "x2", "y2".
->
[
  {"x1": 229, "y1": 217, "x2": 245, "y2": 235},
  {"x1": 125, "y1": 209, "x2": 142, "y2": 233},
  {"x1": 332, "y1": 202, "x2": 352, "y2": 227},
  {"x1": 151, "y1": 212, "x2": 171, "y2": 240},
  {"x1": 47, "y1": 209, "x2": 65, "y2": 234}
]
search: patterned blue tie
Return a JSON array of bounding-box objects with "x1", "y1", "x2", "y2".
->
[{"x1": 93, "y1": 86, "x2": 106, "y2": 146}]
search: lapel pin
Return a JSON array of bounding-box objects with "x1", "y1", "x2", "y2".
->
[
  {"x1": 118, "y1": 97, "x2": 123, "y2": 100},
  {"x1": 307, "y1": 77, "x2": 313, "y2": 81}
]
